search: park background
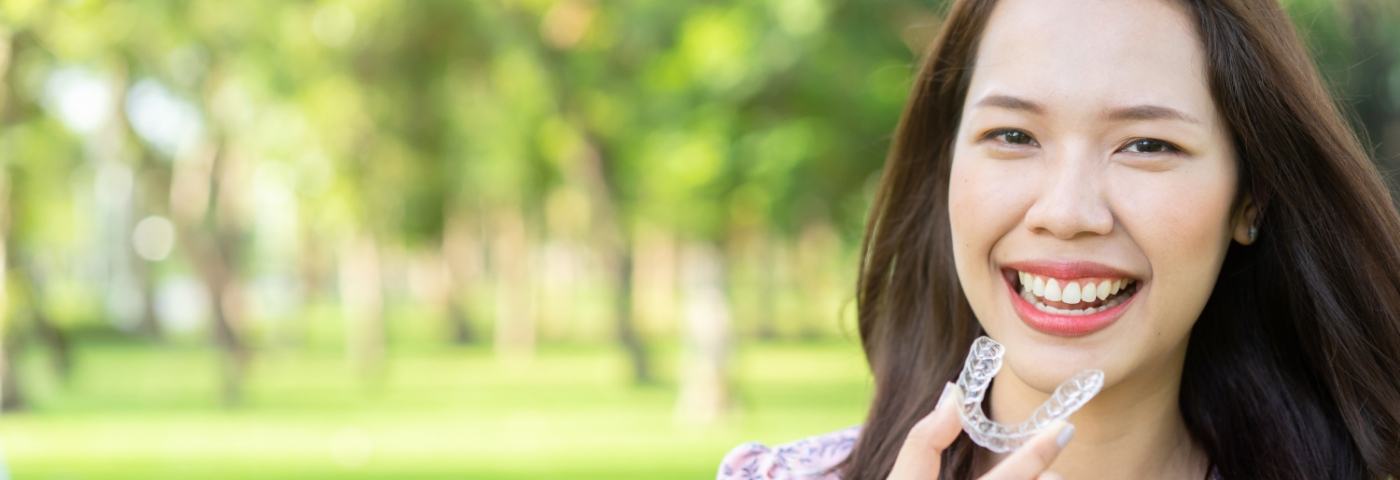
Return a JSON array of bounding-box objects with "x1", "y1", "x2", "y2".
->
[{"x1": 0, "y1": 0, "x2": 1395, "y2": 478}]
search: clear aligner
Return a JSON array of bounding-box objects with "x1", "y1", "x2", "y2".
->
[{"x1": 954, "y1": 336, "x2": 1104, "y2": 453}]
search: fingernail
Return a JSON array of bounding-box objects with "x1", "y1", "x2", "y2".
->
[
  {"x1": 935, "y1": 382, "x2": 956, "y2": 410},
  {"x1": 1055, "y1": 423, "x2": 1076, "y2": 448}
]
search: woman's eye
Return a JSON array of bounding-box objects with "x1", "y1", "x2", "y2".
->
[
  {"x1": 987, "y1": 129, "x2": 1038, "y2": 147},
  {"x1": 1120, "y1": 138, "x2": 1181, "y2": 154}
]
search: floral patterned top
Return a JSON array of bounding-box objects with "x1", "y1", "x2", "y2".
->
[
  {"x1": 718, "y1": 425, "x2": 1224, "y2": 479},
  {"x1": 717, "y1": 426, "x2": 861, "y2": 479}
]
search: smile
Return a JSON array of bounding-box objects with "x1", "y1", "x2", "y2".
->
[
  {"x1": 1000, "y1": 261, "x2": 1145, "y2": 337},
  {"x1": 1015, "y1": 272, "x2": 1139, "y2": 316}
]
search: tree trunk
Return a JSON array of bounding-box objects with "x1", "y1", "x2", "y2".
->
[
  {"x1": 171, "y1": 139, "x2": 250, "y2": 407},
  {"x1": 756, "y1": 235, "x2": 779, "y2": 340},
  {"x1": 517, "y1": 21, "x2": 653, "y2": 381},
  {"x1": 441, "y1": 214, "x2": 480, "y2": 344},
  {"x1": 571, "y1": 139, "x2": 652, "y2": 384},
  {"x1": 675, "y1": 242, "x2": 733, "y2": 424},
  {"x1": 729, "y1": 227, "x2": 777, "y2": 341},
  {"x1": 492, "y1": 208, "x2": 535, "y2": 362},
  {"x1": 338, "y1": 233, "x2": 386, "y2": 382},
  {"x1": 614, "y1": 248, "x2": 651, "y2": 383},
  {"x1": 0, "y1": 330, "x2": 21, "y2": 412},
  {"x1": 0, "y1": 170, "x2": 19, "y2": 412},
  {"x1": 446, "y1": 297, "x2": 475, "y2": 344},
  {"x1": 419, "y1": 245, "x2": 472, "y2": 345},
  {"x1": 133, "y1": 255, "x2": 163, "y2": 339},
  {"x1": 209, "y1": 275, "x2": 248, "y2": 407},
  {"x1": 14, "y1": 259, "x2": 72, "y2": 381},
  {"x1": 795, "y1": 221, "x2": 840, "y2": 339},
  {"x1": 632, "y1": 227, "x2": 679, "y2": 339},
  {"x1": 0, "y1": 31, "x2": 21, "y2": 412}
]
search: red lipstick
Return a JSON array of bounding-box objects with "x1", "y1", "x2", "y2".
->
[{"x1": 1002, "y1": 260, "x2": 1143, "y2": 337}]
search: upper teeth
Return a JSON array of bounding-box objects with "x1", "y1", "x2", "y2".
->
[{"x1": 1016, "y1": 271, "x2": 1133, "y2": 305}]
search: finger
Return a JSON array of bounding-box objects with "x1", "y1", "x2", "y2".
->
[
  {"x1": 1035, "y1": 472, "x2": 1064, "y2": 480},
  {"x1": 979, "y1": 421, "x2": 1074, "y2": 480},
  {"x1": 887, "y1": 382, "x2": 964, "y2": 479}
]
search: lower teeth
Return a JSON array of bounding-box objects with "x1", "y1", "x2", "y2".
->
[{"x1": 1019, "y1": 284, "x2": 1131, "y2": 316}]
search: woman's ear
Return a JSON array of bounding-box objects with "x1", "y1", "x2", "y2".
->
[{"x1": 1232, "y1": 196, "x2": 1259, "y2": 245}]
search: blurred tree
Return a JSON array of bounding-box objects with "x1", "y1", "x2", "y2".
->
[
  {"x1": 1, "y1": 26, "x2": 87, "y2": 410},
  {"x1": 0, "y1": 28, "x2": 21, "y2": 412},
  {"x1": 353, "y1": 1, "x2": 489, "y2": 349},
  {"x1": 0, "y1": 171, "x2": 13, "y2": 412},
  {"x1": 515, "y1": 0, "x2": 655, "y2": 383}
]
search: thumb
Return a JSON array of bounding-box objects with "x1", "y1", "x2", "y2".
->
[{"x1": 888, "y1": 382, "x2": 965, "y2": 479}]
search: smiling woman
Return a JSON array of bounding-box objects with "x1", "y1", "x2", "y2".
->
[{"x1": 718, "y1": 0, "x2": 1400, "y2": 479}]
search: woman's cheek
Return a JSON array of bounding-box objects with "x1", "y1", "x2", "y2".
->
[
  {"x1": 1112, "y1": 169, "x2": 1234, "y2": 330},
  {"x1": 947, "y1": 158, "x2": 983, "y2": 290},
  {"x1": 1111, "y1": 163, "x2": 1235, "y2": 256},
  {"x1": 948, "y1": 158, "x2": 992, "y2": 241},
  {"x1": 952, "y1": 157, "x2": 1036, "y2": 225},
  {"x1": 949, "y1": 158, "x2": 1003, "y2": 293},
  {"x1": 950, "y1": 157, "x2": 1039, "y2": 317}
]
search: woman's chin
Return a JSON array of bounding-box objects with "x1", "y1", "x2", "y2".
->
[{"x1": 997, "y1": 339, "x2": 1117, "y2": 393}]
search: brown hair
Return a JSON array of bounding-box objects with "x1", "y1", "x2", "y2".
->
[{"x1": 838, "y1": 0, "x2": 1400, "y2": 478}]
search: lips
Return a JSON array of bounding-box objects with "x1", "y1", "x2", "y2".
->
[{"x1": 1000, "y1": 260, "x2": 1144, "y2": 337}]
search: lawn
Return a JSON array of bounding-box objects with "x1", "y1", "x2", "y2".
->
[{"x1": 0, "y1": 339, "x2": 873, "y2": 479}]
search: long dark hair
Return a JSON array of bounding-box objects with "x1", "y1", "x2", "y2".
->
[{"x1": 838, "y1": 0, "x2": 1400, "y2": 478}]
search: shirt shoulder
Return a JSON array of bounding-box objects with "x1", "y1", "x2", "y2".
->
[{"x1": 716, "y1": 425, "x2": 862, "y2": 480}]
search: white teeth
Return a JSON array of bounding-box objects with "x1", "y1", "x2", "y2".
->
[
  {"x1": 1027, "y1": 286, "x2": 1132, "y2": 315},
  {"x1": 1062, "y1": 281, "x2": 1081, "y2": 304},
  {"x1": 1014, "y1": 270, "x2": 1138, "y2": 314}
]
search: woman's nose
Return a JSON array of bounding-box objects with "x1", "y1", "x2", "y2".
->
[{"x1": 1022, "y1": 156, "x2": 1115, "y2": 240}]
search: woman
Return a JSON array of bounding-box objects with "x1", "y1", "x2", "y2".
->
[{"x1": 718, "y1": 0, "x2": 1400, "y2": 478}]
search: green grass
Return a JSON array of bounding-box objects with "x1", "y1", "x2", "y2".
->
[{"x1": 0, "y1": 339, "x2": 873, "y2": 479}]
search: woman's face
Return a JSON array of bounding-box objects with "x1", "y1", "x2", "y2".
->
[{"x1": 948, "y1": 0, "x2": 1251, "y2": 393}]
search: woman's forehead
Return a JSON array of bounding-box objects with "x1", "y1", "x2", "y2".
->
[{"x1": 965, "y1": 0, "x2": 1218, "y2": 125}]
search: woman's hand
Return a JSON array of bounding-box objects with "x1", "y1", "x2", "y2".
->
[{"x1": 888, "y1": 382, "x2": 1075, "y2": 480}]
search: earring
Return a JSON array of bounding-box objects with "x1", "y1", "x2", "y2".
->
[{"x1": 1248, "y1": 225, "x2": 1258, "y2": 242}]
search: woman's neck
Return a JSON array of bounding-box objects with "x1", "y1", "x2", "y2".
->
[{"x1": 973, "y1": 344, "x2": 1209, "y2": 479}]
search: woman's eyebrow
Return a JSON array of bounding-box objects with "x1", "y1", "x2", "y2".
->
[
  {"x1": 1105, "y1": 104, "x2": 1201, "y2": 125},
  {"x1": 974, "y1": 94, "x2": 1044, "y2": 114},
  {"x1": 975, "y1": 94, "x2": 1201, "y2": 125}
]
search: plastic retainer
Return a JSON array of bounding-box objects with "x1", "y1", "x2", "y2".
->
[{"x1": 955, "y1": 336, "x2": 1104, "y2": 453}]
